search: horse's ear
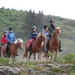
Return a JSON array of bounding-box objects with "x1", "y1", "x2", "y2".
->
[{"x1": 40, "y1": 32, "x2": 42, "y2": 34}]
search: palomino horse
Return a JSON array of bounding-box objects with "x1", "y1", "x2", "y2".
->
[
  {"x1": 1, "y1": 39, "x2": 23, "y2": 63},
  {"x1": 23, "y1": 33, "x2": 46, "y2": 61},
  {"x1": 49, "y1": 27, "x2": 61, "y2": 61}
]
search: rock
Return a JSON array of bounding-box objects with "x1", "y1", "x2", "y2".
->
[
  {"x1": 0, "y1": 66, "x2": 20, "y2": 75},
  {"x1": 47, "y1": 63, "x2": 73, "y2": 68}
]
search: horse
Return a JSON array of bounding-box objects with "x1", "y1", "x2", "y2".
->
[
  {"x1": 23, "y1": 33, "x2": 46, "y2": 61},
  {"x1": 9, "y1": 39, "x2": 23, "y2": 64},
  {"x1": 1, "y1": 39, "x2": 23, "y2": 63},
  {"x1": 48, "y1": 27, "x2": 61, "y2": 61}
]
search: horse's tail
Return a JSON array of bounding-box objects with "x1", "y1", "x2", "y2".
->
[
  {"x1": 23, "y1": 49, "x2": 28, "y2": 58},
  {"x1": 23, "y1": 42, "x2": 29, "y2": 58}
]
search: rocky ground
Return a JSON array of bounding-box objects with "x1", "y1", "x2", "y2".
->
[
  {"x1": 0, "y1": 61, "x2": 73, "y2": 75},
  {"x1": 0, "y1": 49, "x2": 74, "y2": 75}
]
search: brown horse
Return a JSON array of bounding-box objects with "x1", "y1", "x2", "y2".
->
[
  {"x1": 1, "y1": 39, "x2": 23, "y2": 63},
  {"x1": 23, "y1": 33, "x2": 46, "y2": 61},
  {"x1": 48, "y1": 27, "x2": 61, "y2": 61},
  {"x1": 9, "y1": 39, "x2": 23, "y2": 64}
]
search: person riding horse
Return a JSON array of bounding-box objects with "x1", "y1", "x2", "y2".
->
[
  {"x1": 0, "y1": 31, "x2": 8, "y2": 45},
  {"x1": 49, "y1": 19, "x2": 62, "y2": 52},
  {"x1": 29, "y1": 26, "x2": 38, "y2": 49},
  {"x1": 43, "y1": 25, "x2": 49, "y2": 52},
  {"x1": 6, "y1": 27, "x2": 16, "y2": 56}
]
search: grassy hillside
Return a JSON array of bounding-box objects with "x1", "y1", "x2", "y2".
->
[{"x1": 0, "y1": 7, "x2": 75, "y2": 54}]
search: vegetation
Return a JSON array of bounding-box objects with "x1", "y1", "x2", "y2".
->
[{"x1": 0, "y1": 7, "x2": 75, "y2": 54}]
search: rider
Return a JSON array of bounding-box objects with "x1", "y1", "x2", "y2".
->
[
  {"x1": 49, "y1": 19, "x2": 62, "y2": 52},
  {"x1": 6, "y1": 27, "x2": 16, "y2": 56},
  {"x1": 29, "y1": 26, "x2": 38, "y2": 48},
  {"x1": 31, "y1": 26, "x2": 38, "y2": 39},
  {"x1": 49, "y1": 19, "x2": 56, "y2": 37},
  {"x1": 43, "y1": 25, "x2": 49, "y2": 52},
  {"x1": 6, "y1": 27, "x2": 16, "y2": 45},
  {"x1": 0, "y1": 31, "x2": 8, "y2": 45}
]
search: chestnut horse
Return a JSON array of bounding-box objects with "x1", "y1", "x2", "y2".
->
[
  {"x1": 23, "y1": 33, "x2": 46, "y2": 61},
  {"x1": 49, "y1": 27, "x2": 61, "y2": 61},
  {"x1": 1, "y1": 39, "x2": 23, "y2": 63}
]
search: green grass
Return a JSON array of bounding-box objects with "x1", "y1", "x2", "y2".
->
[{"x1": 0, "y1": 58, "x2": 9, "y2": 64}]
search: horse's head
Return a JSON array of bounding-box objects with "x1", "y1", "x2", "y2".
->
[
  {"x1": 37, "y1": 32, "x2": 46, "y2": 42},
  {"x1": 53, "y1": 27, "x2": 61, "y2": 38},
  {"x1": 55, "y1": 27, "x2": 61, "y2": 35},
  {"x1": 14, "y1": 39, "x2": 23, "y2": 50}
]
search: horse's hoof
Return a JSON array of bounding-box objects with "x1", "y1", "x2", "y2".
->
[{"x1": 59, "y1": 49, "x2": 63, "y2": 52}]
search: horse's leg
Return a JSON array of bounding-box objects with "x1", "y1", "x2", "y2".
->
[
  {"x1": 38, "y1": 52, "x2": 40, "y2": 60},
  {"x1": 54, "y1": 50, "x2": 58, "y2": 61},
  {"x1": 9, "y1": 56, "x2": 13, "y2": 64},
  {"x1": 49, "y1": 51, "x2": 54, "y2": 62},
  {"x1": 38, "y1": 52, "x2": 42, "y2": 62},
  {"x1": 1, "y1": 46, "x2": 6, "y2": 57},
  {"x1": 34, "y1": 53, "x2": 36, "y2": 60},
  {"x1": 29, "y1": 51, "x2": 32, "y2": 61},
  {"x1": 52, "y1": 50, "x2": 57, "y2": 61}
]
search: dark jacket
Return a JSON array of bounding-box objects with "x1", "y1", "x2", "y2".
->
[
  {"x1": 31, "y1": 31, "x2": 37, "y2": 39},
  {"x1": 49, "y1": 24, "x2": 55, "y2": 36}
]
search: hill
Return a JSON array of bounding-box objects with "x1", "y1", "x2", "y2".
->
[{"x1": 0, "y1": 7, "x2": 75, "y2": 54}]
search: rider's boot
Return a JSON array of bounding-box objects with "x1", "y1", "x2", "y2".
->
[{"x1": 59, "y1": 41, "x2": 63, "y2": 52}]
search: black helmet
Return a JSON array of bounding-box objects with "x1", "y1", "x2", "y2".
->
[
  {"x1": 43, "y1": 25, "x2": 48, "y2": 29},
  {"x1": 32, "y1": 26, "x2": 37, "y2": 29},
  {"x1": 8, "y1": 27, "x2": 13, "y2": 31},
  {"x1": 3, "y1": 30, "x2": 8, "y2": 34},
  {"x1": 50, "y1": 19, "x2": 55, "y2": 23}
]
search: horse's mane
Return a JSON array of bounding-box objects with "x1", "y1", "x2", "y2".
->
[
  {"x1": 36, "y1": 33, "x2": 46, "y2": 39},
  {"x1": 14, "y1": 39, "x2": 23, "y2": 44}
]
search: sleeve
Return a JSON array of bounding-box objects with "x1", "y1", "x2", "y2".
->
[{"x1": 13, "y1": 33, "x2": 16, "y2": 41}]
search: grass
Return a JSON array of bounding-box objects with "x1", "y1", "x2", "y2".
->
[{"x1": 0, "y1": 58, "x2": 9, "y2": 64}]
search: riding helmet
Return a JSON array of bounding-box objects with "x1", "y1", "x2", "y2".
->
[
  {"x1": 50, "y1": 19, "x2": 55, "y2": 23},
  {"x1": 8, "y1": 27, "x2": 13, "y2": 31},
  {"x1": 43, "y1": 25, "x2": 48, "y2": 29},
  {"x1": 32, "y1": 26, "x2": 37, "y2": 29}
]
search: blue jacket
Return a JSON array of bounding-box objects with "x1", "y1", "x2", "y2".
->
[
  {"x1": 6, "y1": 32, "x2": 16, "y2": 43},
  {"x1": 31, "y1": 32, "x2": 37, "y2": 39},
  {"x1": 44, "y1": 32, "x2": 49, "y2": 39}
]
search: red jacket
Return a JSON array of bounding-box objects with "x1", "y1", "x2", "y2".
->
[{"x1": 1, "y1": 35, "x2": 8, "y2": 44}]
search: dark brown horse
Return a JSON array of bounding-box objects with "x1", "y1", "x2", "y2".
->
[
  {"x1": 1, "y1": 39, "x2": 23, "y2": 63},
  {"x1": 48, "y1": 27, "x2": 61, "y2": 61},
  {"x1": 23, "y1": 33, "x2": 46, "y2": 61}
]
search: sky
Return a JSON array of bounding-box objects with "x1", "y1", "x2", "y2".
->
[{"x1": 0, "y1": 0, "x2": 75, "y2": 20}]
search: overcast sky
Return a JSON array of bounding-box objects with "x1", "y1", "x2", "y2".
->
[{"x1": 0, "y1": 0, "x2": 75, "y2": 20}]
